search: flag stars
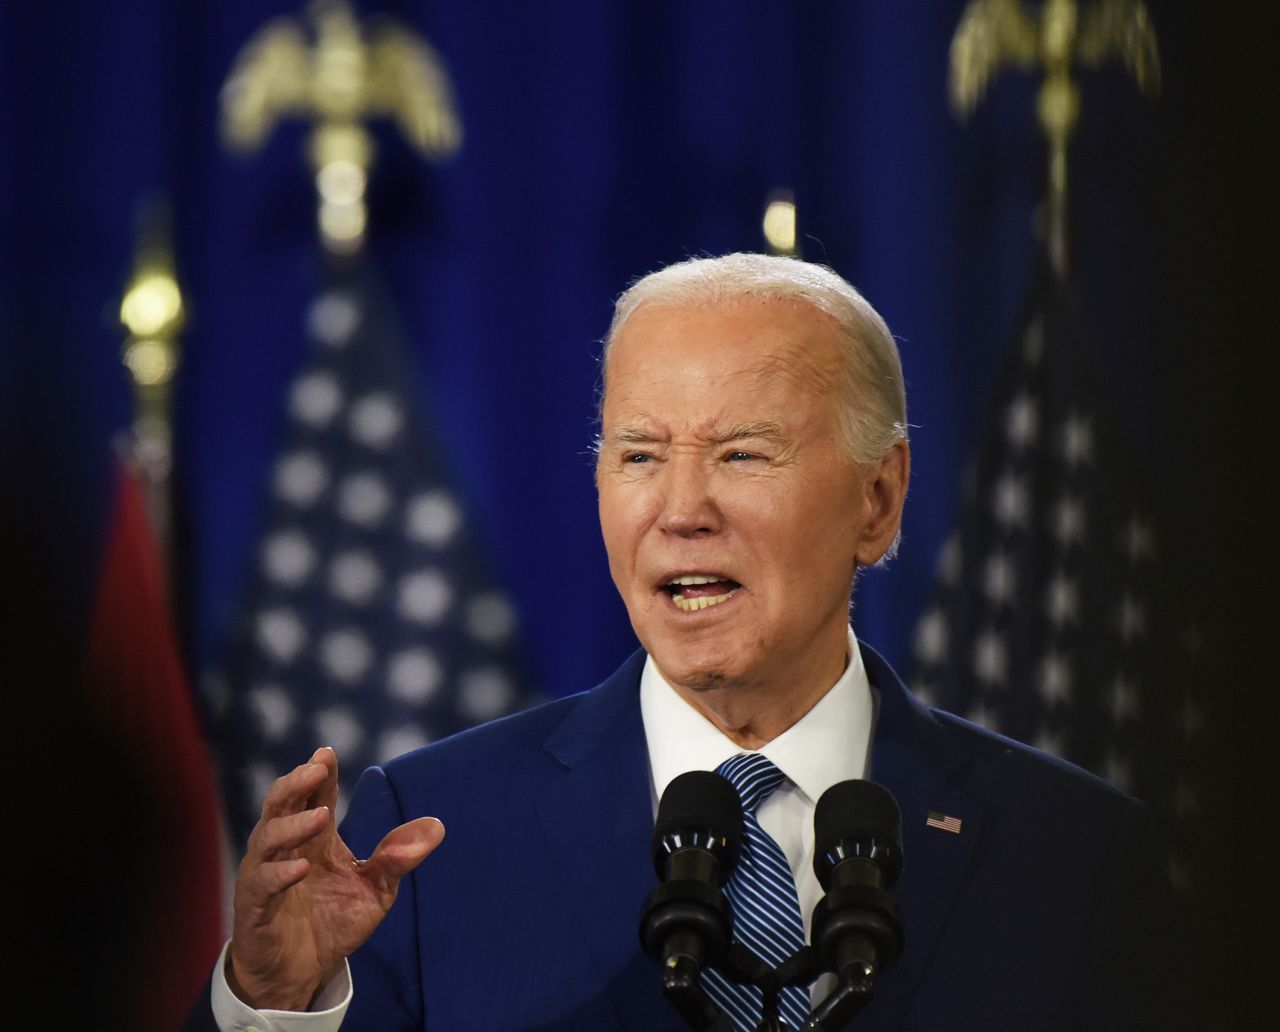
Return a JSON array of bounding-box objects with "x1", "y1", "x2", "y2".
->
[
  {"x1": 249, "y1": 762, "x2": 283, "y2": 812},
  {"x1": 256, "y1": 608, "x2": 307, "y2": 663},
  {"x1": 406, "y1": 490, "x2": 462, "y2": 548},
  {"x1": 1059, "y1": 412, "x2": 1094, "y2": 468},
  {"x1": 248, "y1": 683, "x2": 297, "y2": 741},
  {"x1": 1038, "y1": 651, "x2": 1072, "y2": 705},
  {"x1": 983, "y1": 552, "x2": 1017, "y2": 607},
  {"x1": 1052, "y1": 494, "x2": 1086, "y2": 547},
  {"x1": 337, "y1": 472, "x2": 393, "y2": 527},
  {"x1": 307, "y1": 291, "x2": 361, "y2": 346},
  {"x1": 263, "y1": 529, "x2": 317, "y2": 587},
  {"x1": 398, "y1": 569, "x2": 454, "y2": 625},
  {"x1": 1045, "y1": 572, "x2": 1079, "y2": 627},
  {"x1": 466, "y1": 592, "x2": 517, "y2": 645},
  {"x1": 1102, "y1": 751, "x2": 1133, "y2": 793},
  {"x1": 964, "y1": 699, "x2": 1000, "y2": 731},
  {"x1": 1116, "y1": 594, "x2": 1147, "y2": 643},
  {"x1": 972, "y1": 629, "x2": 1008, "y2": 685},
  {"x1": 386, "y1": 647, "x2": 444, "y2": 704},
  {"x1": 1032, "y1": 727, "x2": 1065, "y2": 757},
  {"x1": 276, "y1": 451, "x2": 330, "y2": 507},
  {"x1": 911, "y1": 681, "x2": 937, "y2": 707},
  {"x1": 1109, "y1": 674, "x2": 1140, "y2": 724},
  {"x1": 1004, "y1": 392, "x2": 1038, "y2": 449},
  {"x1": 459, "y1": 666, "x2": 516, "y2": 722},
  {"x1": 913, "y1": 606, "x2": 948, "y2": 664},
  {"x1": 328, "y1": 550, "x2": 383, "y2": 606},
  {"x1": 377, "y1": 725, "x2": 431, "y2": 763},
  {"x1": 312, "y1": 706, "x2": 365, "y2": 756},
  {"x1": 937, "y1": 533, "x2": 962, "y2": 588},
  {"x1": 1123, "y1": 514, "x2": 1155, "y2": 563},
  {"x1": 320, "y1": 628, "x2": 374, "y2": 684},
  {"x1": 348, "y1": 393, "x2": 403, "y2": 449},
  {"x1": 290, "y1": 371, "x2": 344, "y2": 428},
  {"x1": 992, "y1": 473, "x2": 1030, "y2": 528}
]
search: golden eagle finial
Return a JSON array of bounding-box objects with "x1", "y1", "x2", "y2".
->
[
  {"x1": 949, "y1": 0, "x2": 1160, "y2": 275},
  {"x1": 220, "y1": 0, "x2": 463, "y2": 254}
]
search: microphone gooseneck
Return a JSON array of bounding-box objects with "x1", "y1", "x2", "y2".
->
[{"x1": 810, "y1": 779, "x2": 905, "y2": 983}]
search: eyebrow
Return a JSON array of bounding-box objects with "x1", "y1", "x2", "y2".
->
[
  {"x1": 605, "y1": 421, "x2": 786, "y2": 445},
  {"x1": 608, "y1": 425, "x2": 662, "y2": 445},
  {"x1": 719, "y1": 421, "x2": 785, "y2": 444}
]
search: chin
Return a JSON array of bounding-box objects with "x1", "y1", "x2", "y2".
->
[{"x1": 647, "y1": 637, "x2": 755, "y2": 694}]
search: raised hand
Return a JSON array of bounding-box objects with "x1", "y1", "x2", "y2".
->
[{"x1": 227, "y1": 747, "x2": 445, "y2": 1011}]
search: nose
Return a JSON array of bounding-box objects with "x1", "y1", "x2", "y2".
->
[{"x1": 658, "y1": 454, "x2": 721, "y2": 537}]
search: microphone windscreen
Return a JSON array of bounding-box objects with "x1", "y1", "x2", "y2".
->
[
  {"x1": 652, "y1": 770, "x2": 744, "y2": 854},
  {"x1": 813, "y1": 780, "x2": 903, "y2": 881}
]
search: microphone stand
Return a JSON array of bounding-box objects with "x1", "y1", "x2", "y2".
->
[{"x1": 657, "y1": 941, "x2": 878, "y2": 1032}]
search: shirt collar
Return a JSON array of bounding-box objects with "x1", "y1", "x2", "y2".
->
[{"x1": 640, "y1": 626, "x2": 874, "y2": 809}]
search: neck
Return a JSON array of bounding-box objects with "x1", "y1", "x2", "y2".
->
[{"x1": 663, "y1": 640, "x2": 848, "y2": 749}]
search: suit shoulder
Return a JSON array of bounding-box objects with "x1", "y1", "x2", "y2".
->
[
  {"x1": 927, "y1": 706, "x2": 1146, "y2": 818},
  {"x1": 382, "y1": 690, "x2": 584, "y2": 777}
]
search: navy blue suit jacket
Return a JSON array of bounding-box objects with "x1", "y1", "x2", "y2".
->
[{"x1": 193, "y1": 644, "x2": 1168, "y2": 1030}]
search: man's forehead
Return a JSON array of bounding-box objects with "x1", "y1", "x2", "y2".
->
[{"x1": 607, "y1": 299, "x2": 840, "y2": 375}]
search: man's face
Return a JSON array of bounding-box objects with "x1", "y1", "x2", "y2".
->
[{"x1": 596, "y1": 298, "x2": 907, "y2": 703}]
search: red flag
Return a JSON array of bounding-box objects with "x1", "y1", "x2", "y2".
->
[{"x1": 85, "y1": 460, "x2": 225, "y2": 1025}]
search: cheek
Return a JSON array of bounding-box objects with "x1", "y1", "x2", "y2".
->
[{"x1": 598, "y1": 489, "x2": 647, "y2": 569}]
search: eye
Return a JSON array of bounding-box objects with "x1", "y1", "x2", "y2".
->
[
  {"x1": 624, "y1": 452, "x2": 652, "y2": 464},
  {"x1": 725, "y1": 450, "x2": 756, "y2": 462}
]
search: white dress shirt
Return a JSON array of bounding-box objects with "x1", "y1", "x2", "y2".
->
[
  {"x1": 211, "y1": 627, "x2": 874, "y2": 1029},
  {"x1": 639, "y1": 626, "x2": 875, "y2": 940}
]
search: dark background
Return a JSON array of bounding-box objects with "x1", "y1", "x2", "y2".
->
[{"x1": 0, "y1": 1, "x2": 1267, "y2": 1024}]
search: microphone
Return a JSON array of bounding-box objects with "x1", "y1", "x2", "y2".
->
[
  {"x1": 810, "y1": 780, "x2": 904, "y2": 983},
  {"x1": 640, "y1": 771, "x2": 743, "y2": 974}
]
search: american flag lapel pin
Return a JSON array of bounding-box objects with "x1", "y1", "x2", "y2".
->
[{"x1": 925, "y1": 810, "x2": 964, "y2": 835}]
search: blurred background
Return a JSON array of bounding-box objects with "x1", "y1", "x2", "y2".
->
[{"x1": 0, "y1": 0, "x2": 1265, "y2": 1026}]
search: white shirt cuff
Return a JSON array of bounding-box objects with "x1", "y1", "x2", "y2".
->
[{"x1": 210, "y1": 940, "x2": 352, "y2": 1032}]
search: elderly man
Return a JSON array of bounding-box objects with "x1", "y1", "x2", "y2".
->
[{"x1": 194, "y1": 254, "x2": 1162, "y2": 1031}]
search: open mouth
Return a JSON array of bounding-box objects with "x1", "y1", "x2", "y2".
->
[{"x1": 661, "y1": 574, "x2": 741, "y2": 613}]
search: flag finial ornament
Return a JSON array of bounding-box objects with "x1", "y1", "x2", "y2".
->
[
  {"x1": 949, "y1": 0, "x2": 1161, "y2": 277},
  {"x1": 220, "y1": 0, "x2": 463, "y2": 255}
]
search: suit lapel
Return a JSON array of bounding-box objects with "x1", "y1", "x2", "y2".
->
[
  {"x1": 533, "y1": 651, "x2": 678, "y2": 1032},
  {"x1": 861, "y1": 644, "x2": 986, "y2": 1021},
  {"x1": 528, "y1": 644, "x2": 985, "y2": 1029}
]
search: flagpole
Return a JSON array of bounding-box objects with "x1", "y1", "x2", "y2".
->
[{"x1": 118, "y1": 197, "x2": 184, "y2": 570}]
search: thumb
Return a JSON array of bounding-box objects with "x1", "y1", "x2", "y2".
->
[{"x1": 363, "y1": 816, "x2": 446, "y2": 881}]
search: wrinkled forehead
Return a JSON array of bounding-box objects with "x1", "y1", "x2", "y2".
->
[{"x1": 603, "y1": 297, "x2": 844, "y2": 384}]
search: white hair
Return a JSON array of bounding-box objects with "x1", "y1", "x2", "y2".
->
[{"x1": 601, "y1": 252, "x2": 908, "y2": 464}]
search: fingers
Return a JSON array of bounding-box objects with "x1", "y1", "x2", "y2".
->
[
  {"x1": 249, "y1": 805, "x2": 331, "y2": 862},
  {"x1": 235, "y1": 849, "x2": 311, "y2": 920},
  {"x1": 259, "y1": 748, "x2": 339, "y2": 822},
  {"x1": 363, "y1": 817, "x2": 446, "y2": 882},
  {"x1": 308, "y1": 746, "x2": 341, "y2": 813}
]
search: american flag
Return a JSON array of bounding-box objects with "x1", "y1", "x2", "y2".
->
[
  {"x1": 925, "y1": 811, "x2": 964, "y2": 835},
  {"x1": 208, "y1": 264, "x2": 532, "y2": 844},
  {"x1": 909, "y1": 261, "x2": 1209, "y2": 893}
]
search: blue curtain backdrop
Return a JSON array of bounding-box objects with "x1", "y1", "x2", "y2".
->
[
  {"x1": 0, "y1": 1, "x2": 1265, "y2": 1021},
  {"x1": 1, "y1": 0, "x2": 1216, "y2": 688}
]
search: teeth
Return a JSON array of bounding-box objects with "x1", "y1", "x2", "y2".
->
[
  {"x1": 673, "y1": 592, "x2": 734, "y2": 612},
  {"x1": 670, "y1": 574, "x2": 723, "y2": 586}
]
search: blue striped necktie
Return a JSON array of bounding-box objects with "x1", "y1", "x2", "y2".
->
[{"x1": 703, "y1": 752, "x2": 809, "y2": 1031}]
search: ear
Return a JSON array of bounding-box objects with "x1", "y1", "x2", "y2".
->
[{"x1": 853, "y1": 439, "x2": 910, "y2": 566}]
